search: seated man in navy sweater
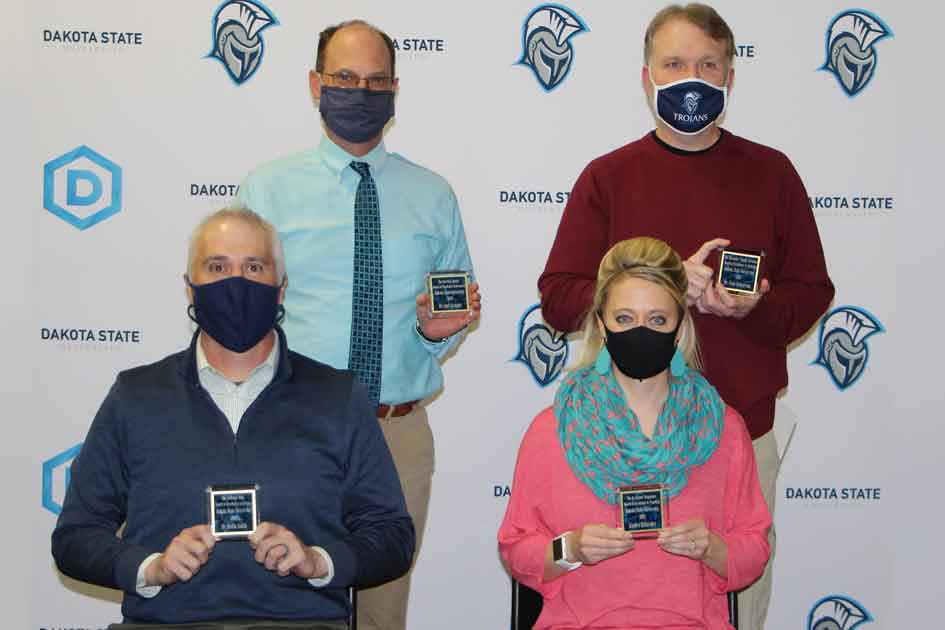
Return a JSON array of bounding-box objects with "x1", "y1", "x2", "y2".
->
[{"x1": 51, "y1": 207, "x2": 414, "y2": 629}]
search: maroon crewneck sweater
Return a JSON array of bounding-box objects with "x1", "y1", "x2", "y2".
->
[{"x1": 539, "y1": 130, "x2": 834, "y2": 438}]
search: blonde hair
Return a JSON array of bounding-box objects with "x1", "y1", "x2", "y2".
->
[{"x1": 576, "y1": 237, "x2": 701, "y2": 370}]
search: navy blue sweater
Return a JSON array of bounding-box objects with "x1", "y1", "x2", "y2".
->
[{"x1": 52, "y1": 328, "x2": 414, "y2": 623}]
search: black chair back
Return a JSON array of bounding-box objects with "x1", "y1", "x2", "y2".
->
[
  {"x1": 511, "y1": 580, "x2": 542, "y2": 630},
  {"x1": 510, "y1": 579, "x2": 739, "y2": 629},
  {"x1": 349, "y1": 587, "x2": 357, "y2": 630}
]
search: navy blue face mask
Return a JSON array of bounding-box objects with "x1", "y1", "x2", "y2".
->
[
  {"x1": 319, "y1": 86, "x2": 395, "y2": 144},
  {"x1": 188, "y1": 276, "x2": 284, "y2": 353},
  {"x1": 650, "y1": 73, "x2": 728, "y2": 136}
]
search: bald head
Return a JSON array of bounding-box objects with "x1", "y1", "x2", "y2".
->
[{"x1": 315, "y1": 20, "x2": 395, "y2": 77}]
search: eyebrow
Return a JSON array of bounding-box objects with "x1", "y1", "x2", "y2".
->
[
  {"x1": 244, "y1": 256, "x2": 272, "y2": 266},
  {"x1": 611, "y1": 307, "x2": 671, "y2": 315},
  {"x1": 658, "y1": 53, "x2": 722, "y2": 63},
  {"x1": 332, "y1": 67, "x2": 391, "y2": 77},
  {"x1": 201, "y1": 255, "x2": 271, "y2": 266}
]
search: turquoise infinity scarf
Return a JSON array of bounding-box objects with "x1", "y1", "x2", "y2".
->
[{"x1": 554, "y1": 359, "x2": 724, "y2": 504}]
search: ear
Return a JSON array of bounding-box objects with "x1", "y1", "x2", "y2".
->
[
  {"x1": 392, "y1": 76, "x2": 400, "y2": 96},
  {"x1": 309, "y1": 70, "x2": 322, "y2": 101},
  {"x1": 641, "y1": 64, "x2": 653, "y2": 96},
  {"x1": 184, "y1": 274, "x2": 194, "y2": 304},
  {"x1": 726, "y1": 66, "x2": 735, "y2": 91},
  {"x1": 278, "y1": 276, "x2": 288, "y2": 303}
]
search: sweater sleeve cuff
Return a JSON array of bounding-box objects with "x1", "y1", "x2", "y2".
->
[
  {"x1": 307, "y1": 546, "x2": 335, "y2": 588},
  {"x1": 135, "y1": 553, "x2": 163, "y2": 598},
  {"x1": 717, "y1": 531, "x2": 769, "y2": 592},
  {"x1": 503, "y1": 535, "x2": 564, "y2": 600},
  {"x1": 115, "y1": 545, "x2": 162, "y2": 594},
  {"x1": 701, "y1": 533, "x2": 735, "y2": 594},
  {"x1": 317, "y1": 539, "x2": 359, "y2": 587}
]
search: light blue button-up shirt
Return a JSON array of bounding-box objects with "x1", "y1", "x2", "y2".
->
[{"x1": 239, "y1": 137, "x2": 474, "y2": 404}]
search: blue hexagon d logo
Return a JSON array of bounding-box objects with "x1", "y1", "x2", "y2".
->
[
  {"x1": 42, "y1": 442, "x2": 83, "y2": 515},
  {"x1": 43, "y1": 145, "x2": 122, "y2": 230}
]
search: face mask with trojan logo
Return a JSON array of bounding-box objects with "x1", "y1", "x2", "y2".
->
[{"x1": 649, "y1": 72, "x2": 728, "y2": 136}]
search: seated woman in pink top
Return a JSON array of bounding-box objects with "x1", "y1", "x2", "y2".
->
[{"x1": 499, "y1": 237, "x2": 771, "y2": 630}]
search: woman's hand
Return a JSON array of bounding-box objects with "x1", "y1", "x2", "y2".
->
[
  {"x1": 570, "y1": 523, "x2": 636, "y2": 565},
  {"x1": 657, "y1": 518, "x2": 729, "y2": 577},
  {"x1": 657, "y1": 518, "x2": 710, "y2": 558}
]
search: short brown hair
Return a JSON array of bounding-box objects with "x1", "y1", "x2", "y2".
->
[
  {"x1": 315, "y1": 20, "x2": 396, "y2": 77},
  {"x1": 187, "y1": 206, "x2": 286, "y2": 282},
  {"x1": 643, "y1": 3, "x2": 735, "y2": 64}
]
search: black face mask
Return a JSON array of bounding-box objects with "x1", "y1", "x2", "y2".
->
[
  {"x1": 188, "y1": 276, "x2": 284, "y2": 353},
  {"x1": 603, "y1": 323, "x2": 679, "y2": 381}
]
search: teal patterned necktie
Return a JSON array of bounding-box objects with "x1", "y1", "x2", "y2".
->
[{"x1": 348, "y1": 161, "x2": 383, "y2": 407}]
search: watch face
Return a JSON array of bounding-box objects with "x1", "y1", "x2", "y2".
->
[{"x1": 552, "y1": 536, "x2": 565, "y2": 562}]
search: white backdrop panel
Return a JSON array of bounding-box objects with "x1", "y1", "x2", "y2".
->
[{"x1": 9, "y1": 1, "x2": 933, "y2": 629}]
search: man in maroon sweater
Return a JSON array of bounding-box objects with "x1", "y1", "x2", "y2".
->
[{"x1": 538, "y1": 4, "x2": 833, "y2": 629}]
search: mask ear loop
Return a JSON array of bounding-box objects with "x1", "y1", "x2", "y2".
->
[
  {"x1": 275, "y1": 274, "x2": 288, "y2": 326},
  {"x1": 670, "y1": 318, "x2": 687, "y2": 377},
  {"x1": 594, "y1": 311, "x2": 613, "y2": 375},
  {"x1": 185, "y1": 274, "x2": 201, "y2": 328}
]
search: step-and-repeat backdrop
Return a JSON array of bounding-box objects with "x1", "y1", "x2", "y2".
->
[{"x1": 7, "y1": 1, "x2": 933, "y2": 628}]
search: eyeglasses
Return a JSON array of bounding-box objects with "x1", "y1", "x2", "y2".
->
[{"x1": 320, "y1": 71, "x2": 394, "y2": 91}]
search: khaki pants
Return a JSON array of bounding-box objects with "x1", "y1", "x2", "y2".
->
[
  {"x1": 736, "y1": 429, "x2": 778, "y2": 630},
  {"x1": 356, "y1": 406, "x2": 434, "y2": 630}
]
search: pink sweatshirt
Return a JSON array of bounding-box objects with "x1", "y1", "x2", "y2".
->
[{"x1": 498, "y1": 406, "x2": 771, "y2": 630}]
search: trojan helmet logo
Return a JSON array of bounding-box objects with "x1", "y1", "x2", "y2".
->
[
  {"x1": 807, "y1": 595, "x2": 873, "y2": 630},
  {"x1": 513, "y1": 304, "x2": 569, "y2": 387},
  {"x1": 683, "y1": 91, "x2": 701, "y2": 115},
  {"x1": 813, "y1": 306, "x2": 884, "y2": 390},
  {"x1": 821, "y1": 10, "x2": 892, "y2": 97},
  {"x1": 518, "y1": 4, "x2": 588, "y2": 92},
  {"x1": 208, "y1": 0, "x2": 278, "y2": 85}
]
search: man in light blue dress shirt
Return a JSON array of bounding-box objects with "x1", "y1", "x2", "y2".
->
[{"x1": 238, "y1": 19, "x2": 480, "y2": 630}]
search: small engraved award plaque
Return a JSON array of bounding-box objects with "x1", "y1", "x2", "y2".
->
[
  {"x1": 208, "y1": 485, "x2": 259, "y2": 539},
  {"x1": 617, "y1": 484, "x2": 667, "y2": 538},
  {"x1": 426, "y1": 271, "x2": 470, "y2": 317},
  {"x1": 717, "y1": 248, "x2": 764, "y2": 295}
]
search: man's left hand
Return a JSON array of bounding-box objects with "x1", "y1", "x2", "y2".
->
[
  {"x1": 416, "y1": 281, "x2": 481, "y2": 341},
  {"x1": 249, "y1": 522, "x2": 327, "y2": 579},
  {"x1": 695, "y1": 279, "x2": 770, "y2": 319}
]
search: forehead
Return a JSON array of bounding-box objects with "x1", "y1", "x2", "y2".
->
[
  {"x1": 604, "y1": 276, "x2": 675, "y2": 310},
  {"x1": 196, "y1": 218, "x2": 271, "y2": 260},
  {"x1": 323, "y1": 25, "x2": 391, "y2": 73},
  {"x1": 650, "y1": 17, "x2": 727, "y2": 59}
]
